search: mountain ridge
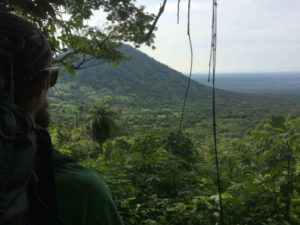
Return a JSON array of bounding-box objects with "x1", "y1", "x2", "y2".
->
[{"x1": 48, "y1": 44, "x2": 300, "y2": 138}]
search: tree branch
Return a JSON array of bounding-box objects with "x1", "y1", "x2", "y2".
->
[
  {"x1": 53, "y1": 49, "x2": 80, "y2": 64},
  {"x1": 78, "y1": 62, "x2": 105, "y2": 70},
  {"x1": 53, "y1": 27, "x2": 118, "y2": 70},
  {"x1": 144, "y1": 0, "x2": 167, "y2": 42}
]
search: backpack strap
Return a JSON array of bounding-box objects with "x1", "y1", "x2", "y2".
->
[
  {"x1": 34, "y1": 128, "x2": 58, "y2": 213},
  {"x1": 32, "y1": 128, "x2": 66, "y2": 225},
  {"x1": 52, "y1": 149, "x2": 76, "y2": 167}
]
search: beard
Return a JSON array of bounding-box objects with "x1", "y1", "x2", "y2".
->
[{"x1": 34, "y1": 102, "x2": 50, "y2": 128}]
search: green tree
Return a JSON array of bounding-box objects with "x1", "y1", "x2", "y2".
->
[
  {"x1": 164, "y1": 131, "x2": 195, "y2": 162},
  {"x1": 254, "y1": 115, "x2": 300, "y2": 222},
  {"x1": 87, "y1": 103, "x2": 117, "y2": 154},
  {"x1": 220, "y1": 114, "x2": 300, "y2": 224},
  {"x1": 0, "y1": 0, "x2": 161, "y2": 75}
]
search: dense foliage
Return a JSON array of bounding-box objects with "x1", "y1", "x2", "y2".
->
[
  {"x1": 50, "y1": 114, "x2": 300, "y2": 225},
  {"x1": 1, "y1": 0, "x2": 157, "y2": 75}
]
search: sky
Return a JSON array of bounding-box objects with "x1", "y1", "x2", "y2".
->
[{"x1": 93, "y1": 0, "x2": 300, "y2": 73}]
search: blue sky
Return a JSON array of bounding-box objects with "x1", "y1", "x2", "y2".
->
[{"x1": 94, "y1": 0, "x2": 300, "y2": 73}]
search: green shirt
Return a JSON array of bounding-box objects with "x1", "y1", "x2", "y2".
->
[{"x1": 55, "y1": 162, "x2": 123, "y2": 225}]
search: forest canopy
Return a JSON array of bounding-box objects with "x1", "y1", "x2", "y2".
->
[{"x1": 0, "y1": 0, "x2": 159, "y2": 74}]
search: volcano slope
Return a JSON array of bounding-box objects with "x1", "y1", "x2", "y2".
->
[{"x1": 48, "y1": 45, "x2": 300, "y2": 139}]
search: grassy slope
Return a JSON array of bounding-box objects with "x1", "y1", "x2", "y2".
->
[{"x1": 48, "y1": 45, "x2": 300, "y2": 140}]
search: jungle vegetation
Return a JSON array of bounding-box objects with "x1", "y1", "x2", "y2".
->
[
  {"x1": 3, "y1": 1, "x2": 300, "y2": 224},
  {"x1": 47, "y1": 45, "x2": 300, "y2": 224},
  {"x1": 50, "y1": 113, "x2": 300, "y2": 224}
]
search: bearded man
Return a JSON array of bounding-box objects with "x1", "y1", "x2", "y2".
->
[{"x1": 0, "y1": 11, "x2": 123, "y2": 225}]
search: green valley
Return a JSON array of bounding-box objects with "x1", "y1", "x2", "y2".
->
[{"x1": 48, "y1": 45, "x2": 300, "y2": 141}]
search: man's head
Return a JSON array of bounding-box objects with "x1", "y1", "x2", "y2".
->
[{"x1": 0, "y1": 12, "x2": 58, "y2": 128}]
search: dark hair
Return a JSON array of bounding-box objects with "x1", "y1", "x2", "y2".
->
[{"x1": 0, "y1": 11, "x2": 52, "y2": 107}]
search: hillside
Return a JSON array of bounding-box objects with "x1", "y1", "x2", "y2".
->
[
  {"x1": 52, "y1": 45, "x2": 213, "y2": 106},
  {"x1": 48, "y1": 45, "x2": 300, "y2": 139}
]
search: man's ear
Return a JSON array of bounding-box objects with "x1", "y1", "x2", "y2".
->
[{"x1": 35, "y1": 73, "x2": 50, "y2": 96}]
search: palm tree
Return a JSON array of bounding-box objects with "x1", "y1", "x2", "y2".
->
[{"x1": 86, "y1": 103, "x2": 117, "y2": 154}]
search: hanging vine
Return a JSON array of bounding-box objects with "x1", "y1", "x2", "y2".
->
[
  {"x1": 175, "y1": 0, "x2": 224, "y2": 223},
  {"x1": 177, "y1": 0, "x2": 181, "y2": 24},
  {"x1": 178, "y1": 0, "x2": 193, "y2": 132},
  {"x1": 208, "y1": 1, "x2": 224, "y2": 224},
  {"x1": 154, "y1": 0, "x2": 224, "y2": 223}
]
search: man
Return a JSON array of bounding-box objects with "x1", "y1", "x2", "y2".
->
[{"x1": 0, "y1": 11, "x2": 123, "y2": 225}]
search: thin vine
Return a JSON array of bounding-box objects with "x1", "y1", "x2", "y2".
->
[
  {"x1": 177, "y1": 0, "x2": 181, "y2": 24},
  {"x1": 208, "y1": 0, "x2": 224, "y2": 224},
  {"x1": 165, "y1": 0, "x2": 224, "y2": 222},
  {"x1": 178, "y1": 0, "x2": 193, "y2": 132}
]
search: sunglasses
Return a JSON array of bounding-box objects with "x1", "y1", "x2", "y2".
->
[{"x1": 39, "y1": 66, "x2": 59, "y2": 87}]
